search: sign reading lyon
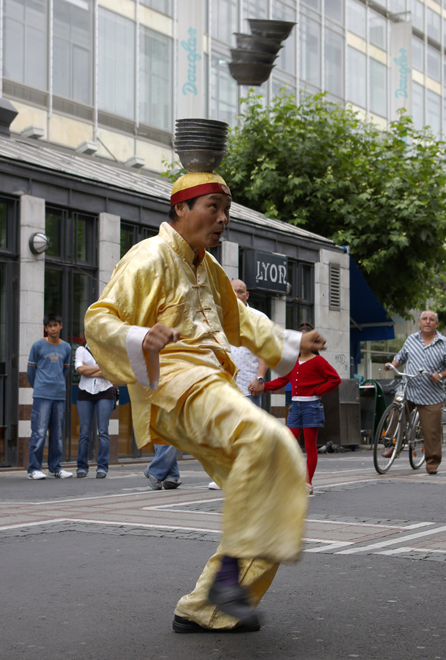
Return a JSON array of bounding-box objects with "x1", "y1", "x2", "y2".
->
[{"x1": 244, "y1": 250, "x2": 288, "y2": 294}]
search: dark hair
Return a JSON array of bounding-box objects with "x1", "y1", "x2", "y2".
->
[
  {"x1": 297, "y1": 321, "x2": 314, "y2": 332},
  {"x1": 168, "y1": 196, "x2": 198, "y2": 222},
  {"x1": 43, "y1": 312, "x2": 63, "y2": 326}
]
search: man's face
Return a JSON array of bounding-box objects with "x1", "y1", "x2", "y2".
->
[
  {"x1": 44, "y1": 321, "x2": 63, "y2": 341},
  {"x1": 419, "y1": 312, "x2": 438, "y2": 334},
  {"x1": 232, "y1": 280, "x2": 249, "y2": 305},
  {"x1": 174, "y1": 193, "x2": 231, "y2": 253}
]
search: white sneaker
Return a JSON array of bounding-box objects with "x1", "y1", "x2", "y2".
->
[
  {"x1": 306, "y1": 483, "x2": 314, "y2": 495},
  {"x1": 50, "y1": 469, "x2": 73, "y2": 478},
  {"x1": 208, "y1": 481, "x2": 221, "y2": 490},
  {"x1": 27, "y1": 470, "x2": 46, "y2": 480}
]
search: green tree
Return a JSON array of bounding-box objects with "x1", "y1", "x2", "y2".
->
[{"x1": 215, "y1": 91, "x2": 446, "y2": 319}]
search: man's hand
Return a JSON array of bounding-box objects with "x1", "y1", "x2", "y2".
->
[
  {"x1": 142, "y1": 323, "x2": 180, "y2": 353},
  {"x1": 249, "y1": 380, "x2": 265, "y2": 396},
  {"x1": 300, "y1": 329, "x2": 326, "y2": 353}
]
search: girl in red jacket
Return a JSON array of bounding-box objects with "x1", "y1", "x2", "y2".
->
[{"x1": 251, "y1": 323, "x2": 341, "y2": 495}]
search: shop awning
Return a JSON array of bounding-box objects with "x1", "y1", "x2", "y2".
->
[{"x1": 350, "y1": 255, "x2": 395, "y2": 344}]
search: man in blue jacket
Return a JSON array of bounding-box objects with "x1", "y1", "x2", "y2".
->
[{"x1": 27, "y1": 313, "x2": 72, "y2": 480}]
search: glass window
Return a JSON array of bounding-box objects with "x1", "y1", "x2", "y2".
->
[
  {"x1": 46, "y1": 209, "x2": 63, "y2": 259},
  {"x1": 324, "y1": 28, "x2": 344, "y2": 97},
  {"x1": 443, "y1": 96, "x2": 446, "y2": 135},
  {"x1": 140, "y1": 0, "x2": 172, "y2": 15},
  {"x1": 369, "y1": 10, "x2": 386, "y2": 51},
  {"x1": 369, "y1": 58, "x2": 387, "y2": 117},
  {"x1": 410, "y1": 0, "x2": 424, "y2": 26},
  {"x1": 302, "y1": 0, "x2": 320, "y2": 11},
  {"x1": 139, "y1": 26, "x2": 172, "y2": 131},
  {"x1": 211, "y1": 0, "x2": 237, "y2": 44},
  {"x1": 412, "y1": 81, "x2": 424, "y2": 130},
  {"x1": 347, "y1": 47, "x2": 366, "y2": 108},
  {"x1": 427, "y1": 89, "x2": 441, "y2": 134},
  {"x1": 427, "y1": 45, "x2": 441, "y2": 81},
  {"x1": 3, "y1": 0, "x2": 47, "y2": 89},
  {"x1": 272, "y1": 78, "x2": 296, "y2": 99},
  {"x1": 412, "y1": 36, "x2": 424, "y2": 73},
  {"x1": 211, "y1": 54, "x2": 237, "y2": 126},
  {"x1": 325, "y1": 0, "x2": 343, "y2": 25},
  {"x1": 0, "y1": 203, "x2": 7, "y2": 250},
  {"x1": 98, "y1": 8, "x2": 135, "y2": 119},
  {"x1": 243, "y1": 0, "x2": 267, "y2": 26},
  {"x1": 300, "y1": 15, "x2": 320, "y2": 87},
  {"x1": 347, "y1": 0, "x2": 366, "y2": 39},
  {"x1": 53, "y1": 0, "x2": 92, "y2": 105},
  {"x1": 427, "y1": 8, "x2": 440, "y2": 42},
  {"x1": 273, "y1": 1, "x2": 296, "y2": 75}
]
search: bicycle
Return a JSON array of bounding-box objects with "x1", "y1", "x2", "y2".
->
[{"x1": 373, "y1": 364, "x2": 428, "y2": 475}]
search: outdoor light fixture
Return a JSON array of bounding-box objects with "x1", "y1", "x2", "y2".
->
[
  {"x1": 76, "y1": 141, "x2": 98, "y2": 155},
  {"x1": 29, "y1": 232, "x2": 50, "y2": 255},
  {"x1": 125, "y1": 155, "x2": 145, "y2": 169},
  {"x1": 22, "y1": 126, "x2": 45, "y2": 139}
]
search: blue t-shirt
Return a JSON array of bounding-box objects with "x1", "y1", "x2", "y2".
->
[{"x1": 27, "y1": 338, "x2": 72, "y2": 401}]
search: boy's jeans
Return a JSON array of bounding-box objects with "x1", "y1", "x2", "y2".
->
[
  {"x1": 28, "y1": 398, "x2": 65, "y2": 474},
  {"x1": 76, "y1": 398, "x2": 114, "y2": 474}
]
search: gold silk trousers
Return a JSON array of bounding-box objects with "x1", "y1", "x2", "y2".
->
[{"x1": 150, "y1": 374, "x2": 307, "y2": 629}]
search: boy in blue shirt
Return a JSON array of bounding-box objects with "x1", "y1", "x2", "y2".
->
[{"x1": 27, "y1": 313, "x2": 73, "y2": 480}]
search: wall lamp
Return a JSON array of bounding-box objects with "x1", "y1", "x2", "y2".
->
[{"x1": 29, "y1": 232, "x2": 50, "y2": 255}]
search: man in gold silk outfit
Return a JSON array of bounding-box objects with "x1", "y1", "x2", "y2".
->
[{"x1": 85, "y1": 171, "x2": 326, "y2": 633}]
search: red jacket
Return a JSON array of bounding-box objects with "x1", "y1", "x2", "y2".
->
[{"x1": 264, "y1": 355, "x2": 341, "y2": 398}]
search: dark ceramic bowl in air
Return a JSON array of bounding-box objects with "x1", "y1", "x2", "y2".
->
[
  {"x1": 228, "y1": 61, "x2": 275, "y2": 86},
  {"x1": 247, "y1": 19, "x2": 296, "y2": 41},
  {"x1": 230, "y1": 48, "x2": 278, "y2": 64},
  {"x1": 234, "y1": 32, "x2": 283, "y2": 54}
]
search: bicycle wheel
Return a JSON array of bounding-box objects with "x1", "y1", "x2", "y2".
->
[
  {"x1": 373, "y1": 403, "x2": 402, "y2": 474},
  {"x1": 409, "y1": 409, "x2": 426, "y2": 470}
]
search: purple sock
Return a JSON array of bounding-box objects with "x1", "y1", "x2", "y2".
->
[{"x1": 214, "y1": 555, "x2": 239, "y2": 587}]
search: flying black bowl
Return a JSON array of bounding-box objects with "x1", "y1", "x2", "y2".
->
[
  {"x1": 176, "y1": 118, "x2": 228, "y2": 129},
  {"x1": 230, "y1": 48, "x2": 278, "y2": 65},
  {"x1": 176, "y1": 150, "x2": 227, "y2": 173},
  {"x1": 234, "y1": 32, "x2": 283, "y2": 54},
  {"x1": 248, "y1": 19, "x2": 296, "y2": 41},
  {"x1": 175, "y1": 138, "x2": 228, "y2": 148},
  {"x1": 175, "y1": 127, "x2": 228, "y2": 139},
  {"x1": 228, "y1": 61, "x2": 275, "y2": 86}
]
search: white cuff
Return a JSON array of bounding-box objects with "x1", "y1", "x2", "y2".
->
[
  {"x1": 275, "y1": 330, "x2": 302, "y2": 376},
  {"x1": 126, "y1": 325, "x2": 155, "y2": 389}
]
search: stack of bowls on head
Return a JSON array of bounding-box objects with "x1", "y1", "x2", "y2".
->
[
  {"x1": 228, "y1": 19, "x2": 296, "y2": 86},
  {"x1": 174, "y1": 118, "x2": 229, "y2": 172}
]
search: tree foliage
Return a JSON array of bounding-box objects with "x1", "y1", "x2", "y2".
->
[{"x1": 215, "y1": 91, "x2": 446, "y2": 319}]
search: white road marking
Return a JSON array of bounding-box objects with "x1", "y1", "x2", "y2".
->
[{"x1": 336, "y1": 524, "x2": 446, "y2": 554}]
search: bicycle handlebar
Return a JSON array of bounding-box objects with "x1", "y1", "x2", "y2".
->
[{"x1": 384, "y1": 364, "x2": 433, "y2": 379}]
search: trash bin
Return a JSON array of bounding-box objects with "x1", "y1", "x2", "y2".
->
[
  {"x1": 359, "y1": 379, "x2": 388, "y2": 444},
  {"x1": 317, "y1": 379, "x2": 361, "y2": 447},
  {"x1": 375, "y1": 378, "x2": 400, "y2": 407}
]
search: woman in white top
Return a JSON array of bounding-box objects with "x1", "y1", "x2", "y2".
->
[{"x1": 75, "y1": 341, "x2": 115, "y2": 478}]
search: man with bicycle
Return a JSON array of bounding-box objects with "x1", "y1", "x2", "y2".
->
[{"x1": 384, "y1": 310, "x2": 446, "y2": 475}]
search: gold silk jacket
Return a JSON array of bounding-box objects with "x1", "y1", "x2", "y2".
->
[{"x1": 84, "y1": 222, "x2": 301, "y2": 448}]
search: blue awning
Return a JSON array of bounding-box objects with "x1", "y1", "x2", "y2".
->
[{"x1": 350, "y1": 255, "x2": 395, "y2": 344}]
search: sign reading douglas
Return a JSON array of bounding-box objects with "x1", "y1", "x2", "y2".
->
[
  {"x1": 244, "y1": 250, "x2": 288, "y2": 295},
  {"x1": 390, "y1": 21, "x2": 412, "y2": 121},
  {"x1": 177, "y1": 0, "x2": 204, "y2": 119}
]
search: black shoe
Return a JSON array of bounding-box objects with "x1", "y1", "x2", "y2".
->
[
  {"x1": 427, "y1": 469, "x2": 438, "y2": 475},
  {"x1": 163, "y1": 479, "x2": 182, "y2": 490},
  {"x1": 96, "y1": 471, "x2": 107, "y2": 479},
  {"x1": 172, "y1": 615, "x2": 260, "y2": 634},
  {"x1": 76, "y1": 471, "x2": 87, "y2": 478},
  {"x1": 208, "y1": 582, "x2": 258, "y2": 624}
]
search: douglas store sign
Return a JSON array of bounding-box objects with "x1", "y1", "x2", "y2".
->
[{"x1": 244, "y1": 250, "x2": 288, "y2": 294}]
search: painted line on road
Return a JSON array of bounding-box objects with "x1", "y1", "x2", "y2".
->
[
  {"x1": 0, "y1": 517, "x2": 222, "y2": 534},
  {"x1": 375, "y1": 546, "x2": 446, "y2": 556},
  {"x1": 336, "y1": 524, "x2": 446, "y2": 554},
  {"x1": 0, "y1": 518, "x2": 68, "y2": 531},
  {"x1": 306, "y1": 519, "x2": 434, "y2": 530}
]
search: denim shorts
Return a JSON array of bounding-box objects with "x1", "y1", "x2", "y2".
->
[{"x1": 287, "y1": 400, "x2": 325, "y2": 429}]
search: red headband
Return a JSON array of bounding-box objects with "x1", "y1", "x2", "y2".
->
[{"x1": 170, "y1": 182, "x2": 232, "y2": 207}]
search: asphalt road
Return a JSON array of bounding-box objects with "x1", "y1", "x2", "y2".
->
[{"x1": 1, "y1": 452, "x2": 445, "y2": 660}]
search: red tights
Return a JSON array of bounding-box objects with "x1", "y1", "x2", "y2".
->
[{"x1": 290, "y1": 427, "x2": 319, "y2": 485}]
